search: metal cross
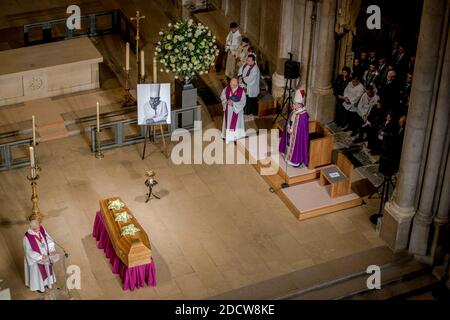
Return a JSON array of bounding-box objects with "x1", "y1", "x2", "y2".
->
[{"x1": 130, "y1": 10, "x2": 146, "y2": 65}]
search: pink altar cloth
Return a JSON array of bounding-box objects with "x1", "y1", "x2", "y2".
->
[{"x1": 92, "y1": 211, "x2": 157, "y2": 291}]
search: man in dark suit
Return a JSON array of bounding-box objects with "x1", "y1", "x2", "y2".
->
[
  {"x1": 333, "y1": 66, "x2": 352, "y2": 127},
  {"x1": 395, "y1": 45, "x2": 409, "y2": 81},
  {"x1": 377, "y1": 57, "x2": 388, "y2": 83},
  {"x1": 378, "y1": 70, "x2": 401, "y2": 115}
]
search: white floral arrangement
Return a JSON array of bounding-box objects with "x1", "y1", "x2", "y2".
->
[
  {"x1": 121, "y1": 224, "x2": 140, "y2": 237},
  {"x1": 155, "y1": 19, "x2": 220, "y2": 84},
  {"x1": 114, "y1": 211, "x2": 132, "y2": 223},
  {"x1": 108, "y1": 199, "x2": 125, "y2": 210}
]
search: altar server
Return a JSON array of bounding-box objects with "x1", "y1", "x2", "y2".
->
[
  {"x1": 342, "y1": 75, "x2": 365, "y2": 130},
  {"x1": 221, "y1": 78, "x2": 246, "y2": 144},
  {"x1": 141, "y1": 83, "x2": 169, "y2": 125},
  {"x1": 225, "y1": 22, "x2": 241, "y2": 79},
  {"x1": 23, "y1": 218, "x2": 57, "y2": 293},
  {"x1": 238, "y1": 54, "x2": 260, "y2": 119},
  {"x1": 279, "y1": 88, "x2": 309, "y2": 167}
]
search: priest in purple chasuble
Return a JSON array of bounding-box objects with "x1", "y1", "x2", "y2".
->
[
  {"x1": 279, "y1": 88, "x2": 309, "y2": 167},
  {"x1": 221, "y1": 78, "x2": 246, "y2": 144},
  {"x1": 23, "y1": 219, "x2": 57, "y2": 292}
]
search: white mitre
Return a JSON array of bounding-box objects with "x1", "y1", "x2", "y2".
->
[
  {"x1": 293, "y1": 88, "x2": 305, "y2": 105},
  {"x1": 149, "y1": 84, "x2": 161, "y2": 98}
]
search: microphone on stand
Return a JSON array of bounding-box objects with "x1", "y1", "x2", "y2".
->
[{"x1": 53, "y1": 239, "x2": 69, "y2": 258}]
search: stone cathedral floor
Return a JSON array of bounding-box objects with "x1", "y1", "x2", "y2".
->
[{"x1": 0, "y1": 125, "x2": 386, "y2": 299}]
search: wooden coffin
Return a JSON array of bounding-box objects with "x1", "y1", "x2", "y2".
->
[{"x1": 99, "y1": 197, "x2": 152, "y2": 268}]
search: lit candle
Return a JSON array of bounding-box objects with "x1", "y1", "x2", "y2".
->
[
  {"x1": 32, "y1": 115, "x2": 36, "y2": 147},
  {"x1": 96, "y1": 102, "x2": 100, "y2": 133},
  {"x1": 125, "y1": 42, "x2": 130, "y2": 71},
  {"x1": 141, "y1": 50, "x2": 145, "y2": 77},
  {"x1": 153, "y1": 57, "x2": 157, "y2": 83}
]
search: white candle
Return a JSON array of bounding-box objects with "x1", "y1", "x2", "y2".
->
[
  {"x1": 153, "y1": 57, "x2": 157, "y2": 83},
  {"x1": 141, "y1": 50, "x2": 145, "y2": 77},
  {"x1": 96, "y1": 102, "x2": 100, "y2": 133},
  {"x1": 32, "y1": 115, "x2": 36, "y2": 147},
  {"x1": 125, "y1": 42, "x2": 130, "y2": 71},
  {"x1": 29, "y1": 146, "x2": 35, "y2": 168}
]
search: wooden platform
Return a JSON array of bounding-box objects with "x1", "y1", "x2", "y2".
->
[
  {"x1": 237, "y1": 133, "x2": 362, "y2": 220},
  {"x1": 279, "y1": 181, "x2": 363, "y2": 220},
  {"x1": 236, "y1": 134, "x2": 325, "y2": 185}
]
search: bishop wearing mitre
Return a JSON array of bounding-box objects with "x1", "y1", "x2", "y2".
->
[
  {"x1": 221, "y1": 78, "x2": 246, "y2": 144},
  {"x1": 23, "y1": 218, "x2": 57, "y2": 293},
  {"x1": 279, "y1": 88, "x2": 309, "y2": 168}
]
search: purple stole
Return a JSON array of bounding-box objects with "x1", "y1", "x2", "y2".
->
[
  {"x1": 225, "y1": 86, "x2": 244, "y2": 131},
  {"x1": 25, "y1": 226, "x2": 53, "y2": 281}
]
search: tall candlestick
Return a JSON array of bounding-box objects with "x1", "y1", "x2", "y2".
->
[
  {"x1": 125, "y1": 42, "x2": 130, "y2": 71},
  {"x1": 32, "y1": 115, "x2": 36, "y2": 147},
  {"x1": 96, "y1": 102, "x2": 100, "y2": 133},
  {"x1": 141, "y1": 50, "x2": 145, "y2": 77},
  {"x1": 153, "y1": 57, "x2": 157, "y2": 83},
  {"x1": 29, "y1": 146, "x2": 36, "y2": 178}
]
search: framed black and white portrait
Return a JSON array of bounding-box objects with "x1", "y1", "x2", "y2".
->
[{"x1": 137, "y1": 83, "x2": 171, "y2": 125}]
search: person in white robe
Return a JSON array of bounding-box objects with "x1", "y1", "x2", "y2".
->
[
  {"x1": 342, "y1": 75, "x2": 365, "y2": 131},
  {"x1": 141, "y1": 83, "x2": 169, "y2": 125},
  {"x1": 23, "y1": 219, "x2": 57, "y2": 293},
  {"x1": 236, "y1": 37, "x2": 250, "y2": 73},
  {"x1": 220, "y1": 78, "x2": 246, "y2": 144},
  {"x1": 225, "y1": 22, "x2": 241, "y2": 79},
  {"x1": 349, "y1": 85, "x2": 379, "y2": 136},
  {"x1": 237, "y1": 54, "x2": 260, "y2": 120}
]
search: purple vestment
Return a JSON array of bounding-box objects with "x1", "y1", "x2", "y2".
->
[{"x1": 279, "y1": 110, "x2": 309, "y2": 166}]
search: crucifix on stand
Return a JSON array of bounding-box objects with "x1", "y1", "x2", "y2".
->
[{"x1": 130, "y1": 10, "x2": 146, "y2": 84}]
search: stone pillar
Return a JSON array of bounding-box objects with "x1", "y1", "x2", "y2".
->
[
  {"x1": 409, "y1": 20, "x2": 450, "y2": 257},
  {"x1": 271, "y1": 0, "x2": 295, "y2": 100},
  {"x1": 430, "y1": 149, "x2": 450, "y2": 259},
  {"x1": 380, "y1": 0, "x2": 448, "y2": 252},
  {"x1": 308, "y1": 0, "x2": 337, "y2": 124}
]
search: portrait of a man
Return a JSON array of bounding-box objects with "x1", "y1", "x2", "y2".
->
[{"x1": 137, "y1": 83, "x2": 171, "y2": 125}]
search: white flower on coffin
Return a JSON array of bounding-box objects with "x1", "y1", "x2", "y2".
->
[
  {"x1": 121, "y1": 224, "x2": 140, "y2": 237},
  {"x1": 159, "y1": 31, "x2": 164, "y2": 36},
  {"x1": 115, "y1": 211, "x2": 132, "y2": 223},
  {"x1": 168, "y1": 23, "x2": 172, "y2": 27},
  {"x1": 108, "y1": 199, "x2": 125, "y2": 210}
]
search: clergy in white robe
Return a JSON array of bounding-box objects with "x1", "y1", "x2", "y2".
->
[
  {"x1": 221, "y1": 78, "x2": 246, "y2": 144},
  {"x1": 23, "y1": 220, "x2": 57, "y2": 293},
  {"x1": 141, "y1": 84, "x2": 169, "y2": 125},
  {"x1": 225, "y1": 22, "x2": 241, "y2": 79},
  {"x1": 342, "y1": 76, "x2": 365, "y2": 130},
  {"x1": 237, "y1": 54, "x2": 260, "y2": 117}
]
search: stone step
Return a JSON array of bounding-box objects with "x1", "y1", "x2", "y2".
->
[
  {"x1": 351, "y1": 272, "x2": 438, "y2": 300},
  {"x1": 37, "y1": 121, "x2": 69, "y2": 142},
  {"x1": 209, "y1": 246, "x2": 411, "y2": 300},
  {"x1": 291, "y1": 259, "x2": 432, "y2": 300}
]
